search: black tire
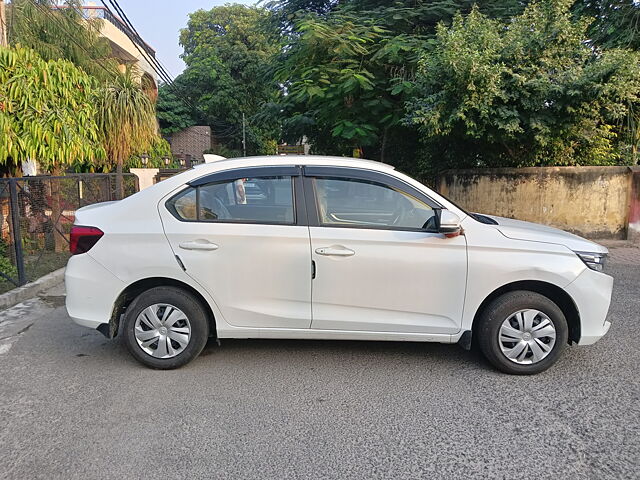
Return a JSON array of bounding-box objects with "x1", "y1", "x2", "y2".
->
[
  {"x1": 476, "y1": 290, "x2": 568, "y2": 375},
  {"x1": 123, "y1": 286, "x2": 210, "y2": 369}
]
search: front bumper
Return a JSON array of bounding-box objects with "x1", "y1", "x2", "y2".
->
[
  {"x1": 65, "y1": 254, "x2": 125, "y2": 331},
  {"x1": 564, "y1": 268, "x2": 614, "y2": 345}
]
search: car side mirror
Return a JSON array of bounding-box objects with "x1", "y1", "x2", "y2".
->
[{"x1": 438, "y1": 210, "x2": 463, "y2": 238}]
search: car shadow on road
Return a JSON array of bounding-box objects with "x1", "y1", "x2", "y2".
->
[
  {"x1": 198, "y1": 336, "x2": 489, "y2": 370},
  {"x1": 56, "y1": 313, "x2": 492, "y2": 373}
]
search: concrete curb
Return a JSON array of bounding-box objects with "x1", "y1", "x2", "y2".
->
[{"x1": 0, "y1": 267, "x2": 65, "y2": 310}]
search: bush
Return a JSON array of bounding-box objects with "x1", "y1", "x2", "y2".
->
[{"x1": 407, "y1": 0, "x2": 640, "y2": 170}]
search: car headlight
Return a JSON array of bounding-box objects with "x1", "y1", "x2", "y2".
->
[{"x1": 574, "y1": 251, "x2": 607, "y2": 272}]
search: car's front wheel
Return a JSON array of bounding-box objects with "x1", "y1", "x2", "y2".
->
[
  {"x1": 123, "y1": 286, "x2": 209, "y2": 369},
  {"x1": 477, "y1": 291, "x2": 568, "y2": 375}
]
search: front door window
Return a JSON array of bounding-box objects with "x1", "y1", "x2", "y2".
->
[{"x1": 313, "y1": 177, "x2": 436, "y2": 230}]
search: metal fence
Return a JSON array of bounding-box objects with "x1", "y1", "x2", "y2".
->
[{"x1": 0, "y1": 174, "x2": 139, "y2": 292}]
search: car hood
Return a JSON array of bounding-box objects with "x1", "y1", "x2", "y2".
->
[{"x1": 483, "y1": 214, "x2": 608, "y2": 254}]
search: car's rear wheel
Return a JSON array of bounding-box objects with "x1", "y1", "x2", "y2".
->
[
  {"x1": 477, "y1": 291, "x2": 568, "y2": 375},
  {"x1": 123, "y1": 286, "x2": 209, "y2": 369}
]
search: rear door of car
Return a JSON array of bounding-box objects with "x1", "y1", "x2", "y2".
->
[{"x1": 159, "y1": 166, "x2": 312, "y2": 329}]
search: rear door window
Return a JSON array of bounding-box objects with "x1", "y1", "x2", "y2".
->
[{"x1": 167, "y1": 176, "x2": 295, "y2": 224}]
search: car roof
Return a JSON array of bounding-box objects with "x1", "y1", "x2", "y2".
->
[{"x1": 194, "y1": 155, "x2": 396, "y2": 173}]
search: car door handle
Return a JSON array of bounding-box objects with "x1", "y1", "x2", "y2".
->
[
  {"x1": 315, "y1": 246, "x2": 355, "y2": 257},
  {"x1": 179, "y1": 241, "x2": 219, "y2": 251}
]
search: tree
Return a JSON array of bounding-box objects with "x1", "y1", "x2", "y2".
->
[
  {"x1": 407, "y1": 0, "x2": 640, "y2": 170},
  {"x1": 8, "y1": 0, "x2": 119, "y2": 82},
  {"x1": 0, "y1": 45, "x2": 105, "y2": 174},
  {"x1": 9, "y1": 0, "x2": 168, "y2": 174},
  {"x1": 177, "y1": 5, "x2": 282, "y2": 154},
  {"x1": 266, "y1": 0, "x2": 528, "y2": 170},
  {"x1": 263, "y1": 0, "x2": 340, "y2": 32},
  {"x1": 156, "y1": 82, "x2": 197, "y2": 135},
  {"x1": 94, "y1": 70, "x2": 157, "y2": 197},
  {"x1": 275, "y1": 13, "x2": 423, "y2": 161},
  {"x1": 573, "y1": 0, "x2": 640, "y2": 163},
  {"x1": 0, "y1": 45, "x2": 106, "y2": 251},
  {"x1": 265, "y1": 0, "x2": 527, "y2": 32}
]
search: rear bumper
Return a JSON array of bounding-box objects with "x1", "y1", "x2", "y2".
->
[
  {"x1": 564, "y1": 268, "x2": 614, "y2": 346},
  {"x1": 65, "y1": 254, "x2": 124, "y2": 331}
]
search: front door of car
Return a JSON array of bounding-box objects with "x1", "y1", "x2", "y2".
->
[
  {"x1": 159, "y1": 166, "x2": 312, "y2": 329},
  {"x1": 304, "y1": 167, "x2": 467, "y2": 335}
]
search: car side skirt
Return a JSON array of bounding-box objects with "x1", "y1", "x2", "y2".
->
[{"x1": 217, "y1": 326, "x2": 457, "y2": 343}]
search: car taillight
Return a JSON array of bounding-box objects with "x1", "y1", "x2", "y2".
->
[{"x1": 70, "y1": 226, "x2": 104, "y2": 255}]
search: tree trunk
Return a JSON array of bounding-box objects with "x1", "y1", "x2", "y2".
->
[
  {"x1": 380, "y1": 126, "x2": 390, "y2": 163},
  {"x1": 0, "y1": 0, "x2": 8, "y2": 48}
]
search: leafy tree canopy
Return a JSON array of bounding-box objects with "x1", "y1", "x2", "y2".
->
[
  {"x1": 407, "y1": 0, "x2": 640, "y2": 169},
  {"x1": 0, "y1": 45, "x2": 106, "y2": 174},
  {"x1": 157, "y1": 81, "x2": 197, "y2": 135},
  {"x1": 266, "y1": 0, "x2": 527, "y2": 167},
  {"x1": 274, "y1": 13, "x2": 423, "y2": 160},
  {"x1": 94, "y1": 69, "x2": 158, "y2": 194},
  {"x1": 264, "y1": 0, "x2": 527, "y2": 32},
  {"x1": 163, "y1": 0, "x2": 639, "y2": 171},
  {"x1": 7, "y1": 0, "x2": 166, "y2": 177}
]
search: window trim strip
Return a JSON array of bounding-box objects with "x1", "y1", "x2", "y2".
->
[
  {"x1": 302, "y1": 166, "x2": 441, "y2": 209},
  {"x1": 188, "y1": 166, "x2": 300, "y2": 187}
]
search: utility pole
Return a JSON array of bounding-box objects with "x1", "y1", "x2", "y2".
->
[
  {"x1": 0, "y1": 0, "x2": 8, "y2": 48},
  {"x1": 242, "y1": 112, "x2": 247, "y2": 157}
]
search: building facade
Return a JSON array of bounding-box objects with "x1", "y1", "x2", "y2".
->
[{"x1": 78, "y1": 4, "x2": 158, "y2": 97}]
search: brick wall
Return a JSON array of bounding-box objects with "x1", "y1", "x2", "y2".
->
[{"x1": 165, "y1": 126, "x2": 212, "y2": 162}]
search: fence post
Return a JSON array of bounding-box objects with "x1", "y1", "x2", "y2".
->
[
  {"x1": 77, "y1": 178, "x2": 83, "y2": 208},
  {"x1": 107, "y1": 175, "x2": 113, "y2": 201},
  {"x1": 8, "y1": 179, "x2": 27, "y2": 286}
]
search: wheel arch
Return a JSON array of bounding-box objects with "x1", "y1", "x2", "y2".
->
[
  {"x1": 471, "y1": 280, "x2": 581, "y2": 344},
  {"x1": 106, "y1": 277, "x2": 217, "y2": 339}
]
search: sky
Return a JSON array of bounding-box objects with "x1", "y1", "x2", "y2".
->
[{"x1": 115, "y1": 0, "x2": 256, "y2": 78}]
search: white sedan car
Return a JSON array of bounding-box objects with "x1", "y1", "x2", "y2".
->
[{"x1": 65, "y1": 156, "x2": 613, "y2": 374}]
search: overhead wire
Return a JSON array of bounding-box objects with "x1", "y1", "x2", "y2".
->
[
  {"x1": 104, "y1": 0, "x2": 244, "y2": 141},
  {"x1": 99, "y1": 0, "x2": 174, "y2": 87},
  {"x1": 71, "y1": 0, "x2": 197, "y2": 116},
  {"x1": 98, "y1": 0, "x2": 231, "y2": 134},
  {"x1": 106, "y1": 0, "x2": 178, "y2": 87}
]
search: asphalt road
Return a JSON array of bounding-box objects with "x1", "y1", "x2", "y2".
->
[{"x1": 0, "y1": 248, "x2": 638, "y2": 479}]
